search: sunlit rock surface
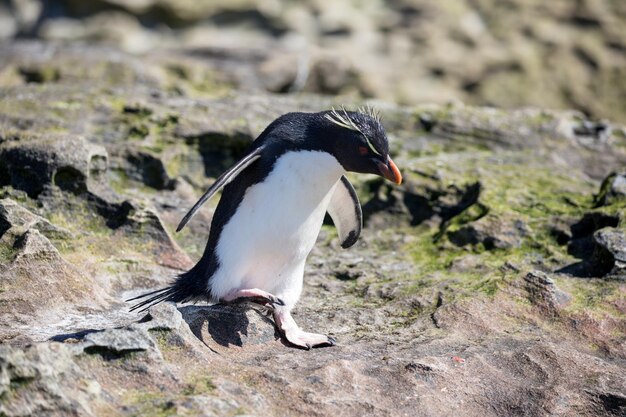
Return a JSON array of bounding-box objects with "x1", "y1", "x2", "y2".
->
[{"x1": 0, "y1": 41, "x2": 625, "y2": 417}]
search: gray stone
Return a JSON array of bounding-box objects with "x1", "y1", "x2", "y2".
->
[
  {"x1": 141, "y1": 302, "x2": 184, "y2": 331},
  {"x1": 0, "y1": 228, "x2": 109, "y2": 342},
  {"x1": 0, "y1": 197, "x2": 72, "y2": 239},
  {"x1": 448, "y1": 215, "x2": 529, "y2": 250},
  {"x1": 0, "y1": 343, "x2": 99, "y2": 417},
  {"x1": 0, "y1": 135, "x2": 107, "y2": 197},
  {"x1": 82, "y1": 326, "x2": 156, "y2": 354},
  {"x1": 593, "y1": 227, "x2": 626, "y2": 278},
  {"x1": 523, "y1": 271, "x2": 571, "y2": 312}
]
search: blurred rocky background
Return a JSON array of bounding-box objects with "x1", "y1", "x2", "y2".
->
[
  {"x1": 1, "y1": 0, "x2": 626, "y2": 123},
  {"x1": 1, "y1": 1, "x2": 626, "y2": 416}
]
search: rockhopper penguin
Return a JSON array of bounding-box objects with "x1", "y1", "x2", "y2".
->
[{"x1": 128, "y1": 108, "x2": 402, "y2": 349}]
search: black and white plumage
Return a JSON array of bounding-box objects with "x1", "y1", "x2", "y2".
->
[{"x1": 128, "y1": 108, "x2": 402, "y2": 349}]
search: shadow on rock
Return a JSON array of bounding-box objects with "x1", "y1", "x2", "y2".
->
[
  {"x1": 179, "y1": 303, "x2": 278, "y2": 348},
  {"x1": 361, "y1": 178, "x2": 482, "y2": 229},
  {"x1": 556, "y1": 211, "x2": 622, "y2": 278},
  {"x1": 49, "y1": 329, "x2": 104, "y2": 343}
]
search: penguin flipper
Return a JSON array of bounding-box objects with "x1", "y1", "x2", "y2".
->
[
  {"x1": 327, "y1": 176, "x2": 362, "y2": 249},
  {"x1": 176, "y1": 145, "x2": 266, "y2": 232}
]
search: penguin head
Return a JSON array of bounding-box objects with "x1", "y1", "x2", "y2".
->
[{"x1": 321, "y1": 108, "x2": 402, "y2": 184}]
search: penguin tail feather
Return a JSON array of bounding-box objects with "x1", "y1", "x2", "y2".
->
[
  {"x1": 127, "y1": 267, "x2": 212, "y2": 313},
  {"x1": 127, "y1": 286, "x2": 180, "y2": 313}
]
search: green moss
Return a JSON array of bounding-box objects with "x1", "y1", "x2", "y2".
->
[
  {"x1": 0, "y1": 239, "x2": 16, "y2": 264},
  {"x1": 612, "y1": 128, "x2": 626, "y2": 145},
  {"x1": 107, "y1": 96, "x2": 128, "y2": 113},
  {"x1": 50, "y1": 100, "x2": 82, "y2": 111},
  {"x1": 389, "y1": 302, "x2": 425, "y2": 328},
  {"x1": 149, "y1": 329, "x2": 187, "y2": 357},
  {"x1": 107, "y1": 168, "x2": 158, "y2": 197},
  {"x1": 554, "y1": 277, "x2": 624, "y2": 318},
  {"x1": 467, "y1": 161, "x2": 592, "y2": 219},
  {"x1": 39, "y1": 191, "x2": 154, "y2": 265},
  {"x1": 594, "y1": 172, "x2": 617, "y2": 207},
  {"x1": 18, "y1": 66, "x2": 60, "y2": 84},
  {"x1": 593, "y1": 172, "x2": 626, "y2": 208},
  {"x1": 9, "y1": 376, "x2": 34, "y2": 390},
  {"x1": 123, "y1": 104, "x2": 153, "y2": 118},
  {"x1": 46, "y1": 203, "x2": 109, "y2": 238},
  {"x1": 404, "y1": 143, "x2": 447, "y2": 158},
  {"x1": 109, "y1": 98, "x2": 182, "y2": 156},
  {"x1": 162, "y1": 153, "x2": 184, "y2": 178},
  {"x1": 154, "y1": 113, "x2": 179, "y2": 130},
  {"x1": 108, "y1": 169, "x2": 132, "y2": 195},
  {"x1": 181, "y1": 376, "x2": 216, "y2": 396},
  {"x1": 526, "y1": 110, "x2": 555, "y2": 126},
  {"x1": 128, "y1": 123, "x2": 150, "y2": 140},
  {"x1": 123, "y1": 391, "x2": 177, "y2": 417},
  {"x1": 393, "y1": 141, "x2": 615, "y2": 311},
  {"x1": 122, "y1": 372, "x2": 218, "y2": 417},
  {"x1": 164, "y1": 64, "x2": 233, "y2": 98},
  {"x1": 0, "y1": 376, "x2": 36, "y2": 404},
  {"x1": 437, "y1": 201, "x2": 489, "y2": 238}
]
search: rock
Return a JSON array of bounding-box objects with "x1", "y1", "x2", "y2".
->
[
  {"x1": 122, "y1": 148, "x2": 176, "y2": 191},
  {"x1": 0, "y1": 135, "x2": 107, "y2": 197},
  {"x1": 0, "y1": 197, "x2": 72, "y2": 239},
  {"x1": 594, "y1": 171, "x2": 626, "y2": 207},
  {"x1": 119, "y1": 204, "x2": 193, "y2": 270},
  {"x1": 448, "y1": 254, "x2": 487, "y2": 273},
  {"x1": 567, "y1": 211, "x2": 619, "y2": 259},
  {"x1": 0, "y1": 228, "x2": 109, "y2": 340},
  {"x1": 180, "y1": 304, "x2": 278, "y2": 349},
  {"x1": 570, "y1": 212, "x2": 621, "y2": 240},
  {"x1": 523, "y1": 271, "x2": 571, "y2": 313},
  {"x1": 305, "y1": 54, "x2": 360, "y2": 95},
  {"x1": 586, "y1": 391, "x2": 626, "y2": 417},
  {"x1": 2, "y1": 0, "x2": 626, "y2": 125},
  {"x1": 257, "y1": 51, "x2": 299, "y2": 93},
  {"x1": 559, "y1": 211, "x2": 622, "y2": 277},
  {"x1": 0, "y1": 4, "x2": 18, "y2": 40},
  {"x1": 361, "y1": 178, "x2": 482, "y2": 229},
  {"x1": 448, "y1": 215, "x2": 529, "y2": 250},
  {"x1": 592, "y1": 228, "x2": 626, "y2": 278},
  {"x1": 141, "y1": 302, "x2": 184, "y2": 331},
  {"x1": 0, "y1": 343, "x2": 99, "y2": 417},
  {"x1": 361, "y1": 180, "x2": 416, "y2": 227},
  {"x1": 549, "y1": 216, "x2": 577, "y2": 245},
  {"x1": 82, "y1": 327, "x2": 156, "y2": 356}
]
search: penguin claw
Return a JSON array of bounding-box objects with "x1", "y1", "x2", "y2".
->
[
  {"x1": 262, "y1": 295, "x2": 284, "y2": 310},
  {"x1": 272, "y1": 309, "x2": 337, "y2": 350},
  {"x1": 262, "y1": 301, "x2": 283, "y2": 311},
  {"x1": 282, "y1": 332, "x2": 337, "y2": 350}
]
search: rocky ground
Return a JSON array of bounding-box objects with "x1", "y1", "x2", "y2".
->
[
  {"x1": 2, "y1": 0, "x2": 626, "y2": 124},
  {"x1": 0, "y1": 41, "x2": 625, "y2": 416}
]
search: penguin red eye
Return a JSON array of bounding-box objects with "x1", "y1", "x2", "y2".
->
[{"x1": 358, "y1": 146, "x2": 369, "y2": 156}]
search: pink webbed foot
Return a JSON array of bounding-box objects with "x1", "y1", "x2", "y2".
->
[
  {"x1": 273, "y1": 307, "x2": 336, "y2": 350},
  {"x1": 220, "y1": 288, "x2": 284, "y2": 308}
]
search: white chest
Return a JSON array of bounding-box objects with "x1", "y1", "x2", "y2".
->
[{"x1": 210, "y1": 151, "x2": 345, "y2": 301}]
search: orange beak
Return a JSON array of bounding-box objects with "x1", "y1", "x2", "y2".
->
[{"x1": 376, "y1": 157, "x2": 402, "y2": 184}]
